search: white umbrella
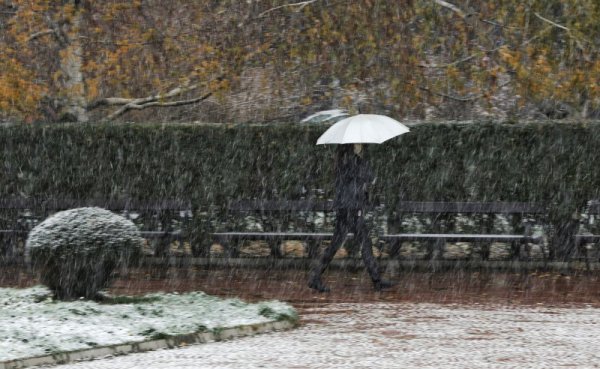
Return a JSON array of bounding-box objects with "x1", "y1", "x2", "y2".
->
[{"x1": 316, "y1": 114, "x2": 409, "y2": 145}]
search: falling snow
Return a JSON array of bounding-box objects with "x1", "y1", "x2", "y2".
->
[
  {"x1": 0, "y1": 286, "x2": 296, "y2": 362},
  {"x1": 51, "y1": 302, "x2": 600, "y2": 369}
]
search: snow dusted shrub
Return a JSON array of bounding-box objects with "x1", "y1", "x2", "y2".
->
[{"x1": 26, "y1": 207, "x2": 144, "y2": 300}]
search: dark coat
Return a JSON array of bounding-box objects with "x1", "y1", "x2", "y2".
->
[{"x1": 333, "y1": 145, "x2": 374, "y2": 210}]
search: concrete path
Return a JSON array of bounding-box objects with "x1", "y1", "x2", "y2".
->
[{"x1": 51, "y1": 302, "x2": 600, "y2": 369}]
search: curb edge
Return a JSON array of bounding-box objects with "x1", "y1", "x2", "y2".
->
[{"x1": 0, "y1": 320, "x2": 297, "y2": 369}]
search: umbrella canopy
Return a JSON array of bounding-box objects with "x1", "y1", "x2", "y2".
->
[{"x1": 316, "y1": 114, "x2": 410, "y2": 145}]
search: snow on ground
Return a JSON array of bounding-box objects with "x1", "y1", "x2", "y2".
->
[
  {"x1": 0, "y1": 286, "x2": 296, "y2": 362},
  {"x1": 53, "y1": 302, "x2": 600, "y2": 369}
]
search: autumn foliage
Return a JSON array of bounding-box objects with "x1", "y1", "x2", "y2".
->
[{"x1": 0, "y1": 0, "x2": 599, "y2": 123}]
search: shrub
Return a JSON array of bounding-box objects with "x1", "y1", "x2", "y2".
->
[{"x1": 26, "y1": 207, "x2": 143, "y2": 300}]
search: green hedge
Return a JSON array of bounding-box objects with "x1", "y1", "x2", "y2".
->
[
  {"x1": 371, "y1": 122, "x2": 600, "y2": 213},
  {"x1": 2, "y1": 121, "x2": 600, "y2": 258},
  {"x1": 2, "y1": 121, "x2": 599, "y2": 205},
  {"x1": 0, "y1": 123, "x2": 331, "y2": 204}
]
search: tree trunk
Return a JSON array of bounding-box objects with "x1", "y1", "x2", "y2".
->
[{"x1": 59, "y1": 1, "x2": 88, "y2": 123}]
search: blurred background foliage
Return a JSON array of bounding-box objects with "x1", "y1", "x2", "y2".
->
[{"x1": 1, "y1": 0, "x2": 599, "y2": 124}]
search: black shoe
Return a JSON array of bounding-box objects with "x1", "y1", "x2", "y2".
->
[
  {"x1": 374, "y1": 279, "x2": 396, "y2": 291},
  {"x1": 308, "y1": 279, "x2": 331, "y2": 293}
]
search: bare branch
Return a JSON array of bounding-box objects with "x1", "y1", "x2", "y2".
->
[
  {"x1": 104, "y1": 92, "x2": 213, "y2": 121},
  {"x1": 533, "y1": 12, "x2": 591, "y2": 51},
  {"x1": 533, "y1": 12, "x2": 569, "y2": 32},
  {"x1": 89, "y1": 84, "x2": 201, "y2": 111},
  {"x1": 43, "y1": 14, "x2": 69, "y2": 47},
  {"x1": 27, "y1": 29, "x2": 56, "y2": 42},
  {"x1": 433, "y1": 0, "x2": 467, "y2": 19},
  {"x1": 87, "y1": 97, "x2": 136, "y2": 109},
  {"x1": 92, "y1": 77, "x2": 224, "y2": 121},
  {"x1": 522, "y1": 26, "x2": 553, "y2": 46},
  {"x1": 128, "y1": 94, "x2": 213, "y2": 109},
  {"x1": 533, "y1": 12, "x2": 594, "y2": 61},
  {"x1": 259, "y1": 0, "x2": 317, "y2": 17}
]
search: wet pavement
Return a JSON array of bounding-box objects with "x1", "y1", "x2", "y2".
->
[
  {"x1": 95, "y1": 267, "x2": 600, "y2": 306},
  {"x1": 5, "y1": 265, "x2": 600, "y2": 306}
]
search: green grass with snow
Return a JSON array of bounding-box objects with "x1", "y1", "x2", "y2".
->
[{"x1": 0, "y1": 286, "x2": 297, "y2": 361}]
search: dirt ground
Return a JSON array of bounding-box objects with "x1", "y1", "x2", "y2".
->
[{"x1": 3, "y1": 264, "x2": 600, "y2": 308}]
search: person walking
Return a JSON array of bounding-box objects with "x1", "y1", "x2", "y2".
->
[{"x1": 308, "y1": 143, "x2": 394, "y2": 292}]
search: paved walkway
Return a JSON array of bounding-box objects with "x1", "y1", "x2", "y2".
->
[{"x1": 53, "y1": 302, "x2": 600, "y2": 369}]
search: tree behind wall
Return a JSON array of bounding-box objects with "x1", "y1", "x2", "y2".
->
[
  {"x1": 1, "y1": 0, "x2": 599, "y2": 123},
  {"x1": 2, "y1": 0, "x2": 231, "y2": 122}
]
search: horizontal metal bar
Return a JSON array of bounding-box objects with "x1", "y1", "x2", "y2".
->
[
  {"x1": 396, "y1": 201, "x2": 546, "y2": 214},
  {"x1": 380, "y1": 233, "x2": 543, "y2": 243},
  {"x1": 212, "y1": 232, "x2": 543, "y2": 244},
  {"x1": 228, "y1": 200, "x2": 335, "y2": 212},
  {"x1": 212, "y1": 232, "x2": 353, "y2": 240}
]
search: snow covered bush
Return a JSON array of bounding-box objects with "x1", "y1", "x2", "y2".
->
[{"x1": 26, "y1": 207, "x2": 144, "y2": 300}]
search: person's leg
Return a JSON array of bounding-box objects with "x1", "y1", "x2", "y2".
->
[
  {"x1": 308, "y1": 209, "x2": 350, "y2": 292},
  {"x1": 354, "y1": 209, "x2": 395, "y2": 290}
]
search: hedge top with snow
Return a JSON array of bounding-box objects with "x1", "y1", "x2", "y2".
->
[{"x1": 26, "y1": 207, "x2": 144, "y2": 253}]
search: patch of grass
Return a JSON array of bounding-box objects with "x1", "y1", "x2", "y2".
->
[
  {"x1": 33, "y1": 294, "x2": 53, "y2": 303},
  {"x1": 259, "y1": 306, "x2": 298, "y2": 323},
  {"x1": 149, "y1": 332, "x2": 172, "y2": 340},
  {"x1": 2, "y1": 286, "x2": 298, "y2": 362},
  {"x1": 258, "y1": 306, "x2": 278, "y2": 319},
  {"x1": 150, "y1": 308, "x2": 164, "y2": 317},
  {"x1": 68, "y1": 308, "x2": 87, "y2": 316},
  {"x1": 196, "y1": 324, "x2": 209, "y2": 333},
  {"x1": 99, "y1": 295, "x2": 161, "y2": 305},
  {"x1": 140, "y1": 328, "x2": 156, "y2": 336},
  {"x1": 211, "y1": 327, "x2": 225, "y2": 339},
  {"x1": 44, "y1": 345, "x2": 63, "y2": 356},
  {"x1": 140, "y1": 328, "x2": 172, "y2": 340}
]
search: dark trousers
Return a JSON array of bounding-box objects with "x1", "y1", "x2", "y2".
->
[{"x1": 309, "y1": 208, "x2": 382, "y2": 284}]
